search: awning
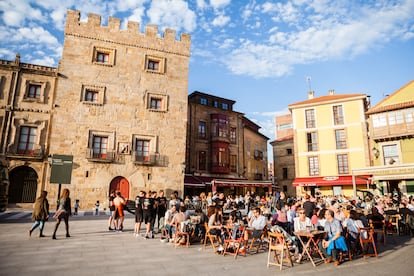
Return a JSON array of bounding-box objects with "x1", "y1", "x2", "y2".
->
[
  {"x1": 184, "y1": 175, "x2": 214, "y2": 188},
  {"x1": 211, "y1": 179, "x2": 273, "y2": 192},
  {"x1": 292, "y1": 175, "x2": 371, "y2": 187}
]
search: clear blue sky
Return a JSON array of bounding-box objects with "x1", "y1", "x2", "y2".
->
[{"x1": 1, "y1": 0, "x2": 414, "y2": 160}]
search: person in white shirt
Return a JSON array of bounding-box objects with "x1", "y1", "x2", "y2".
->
[{"x1": 242, "y1": 207, "x2": 266, "y2": 251}]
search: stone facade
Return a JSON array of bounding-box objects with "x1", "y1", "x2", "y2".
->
[
  {"x1": 0, "y1": 54, "x2": 57, "y2": 207},
  {"x1": 46, "y1": 10, "x2": 191, "y2": 208}
]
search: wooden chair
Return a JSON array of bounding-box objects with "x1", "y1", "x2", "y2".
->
[
  {"x1": 174, "y1": 221, "x2": 190, "y2": 248},
  {"x1": 359, "y1": 227, "x2": 378, "y2": 259},
  {"x1": 343, "y1": 228, "x2": 360, "y2": 262},
  {"x1": 267, "y1": 232, "x2": 294, "y2": 270},
  {"x1": 203, "y1": 223, "x2": 218, "y2": 252},
  {"x1": 249, "y1": 226, "x2": 268, "y2": 254},
  {"x1": 223, "y1": 226, "x2": 246, "y2": 259},
  {"x1": 387, "y1": 214, "x2": 400, "y2": 235},
  {"x1": 369, "y1": 219, "x2": 386, "y2": 245}
]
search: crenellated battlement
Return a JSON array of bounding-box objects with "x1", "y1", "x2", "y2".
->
[{"x1": 65, "y1": 10, "x2": 191, "y2": 57}]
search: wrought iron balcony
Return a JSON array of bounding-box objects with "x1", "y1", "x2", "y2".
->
[
  {"x1": 254, "y1": 173, "x2": 263, "y2": 180},
  {"x1": 254, "y1": 150, "x2": 263, "y2": 160},
  {"x1": 86, "y1": 148, "x2": 115, "y2": 163},
  {"x1": 6, "y1": 148, "x2": 45, "y2": 160},
  {"x1": 133, "y1": 153, "x2": 168, "y2": 167}
]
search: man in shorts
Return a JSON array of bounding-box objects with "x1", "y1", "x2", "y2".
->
[
  {"x1": 108, "y1": 191, "x2": 115, "y2": 231},
  {"x1": 134, "y1": 191, "x2": 145, "y2": 237}
]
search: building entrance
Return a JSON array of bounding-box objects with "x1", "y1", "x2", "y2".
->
[
  {"x1": 9, "y1": 166, "x2": 38, "y2": 203},
  {"x1": 109, "y1": 176, "x2": 130, "y2": 199}
]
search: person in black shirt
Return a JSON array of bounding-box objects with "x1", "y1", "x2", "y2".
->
[
  {"x1": 134, "y1": 191, "x2": 145, "y2": 237},
  {"x1": 143, "y1": 191, "x2": 155, "y2": 239},
  {"x1": 157, "y1": 190, "x2": 167, "y2": 233},
  {"x1": 214, "y1": 192, "x2": 226, "y2": 209},
  {"x1": 303, "y1": 194, "x2": 316, "y2": 219}
]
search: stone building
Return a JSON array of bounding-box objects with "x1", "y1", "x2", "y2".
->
[
  {"x1": 271, "y1": 114, "x2": 296, "y2": 197},
  {"x1": 0, "y1": 54, "x2": 58, "y2": 208},
  {"x1": 44, "y1": 10, "x2": 191, "y2": 208},
  {"x1": 185, "y1": 91, "x2": 271, "y2": 196}
]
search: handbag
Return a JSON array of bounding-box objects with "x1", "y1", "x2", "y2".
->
[{"x1": 53, "y1": 209, "x2": 66, "y2": 220}]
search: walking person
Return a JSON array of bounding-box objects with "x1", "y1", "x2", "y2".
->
[
  {"x1": 108, "y1": 191, "x2": 115, "y2": 230},
  {"x1": 29, "y1": 190, "x2": 49, "y2": 238},
  {"x1": 52, "y1": 188, "x2": 71, "y2": 240},
  {"x1": 156, "y1": 190, "x2": 167, "y2": 234}
]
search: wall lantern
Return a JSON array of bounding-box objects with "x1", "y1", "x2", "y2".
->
[{"x1": 372, "y1": 147, "x2": 380, "y2": 159}]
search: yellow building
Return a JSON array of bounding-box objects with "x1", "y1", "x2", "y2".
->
[
  {"x1": 289, "y1": 90, "x2": 371, "y2": 197},
  {"x1": 353, "y1": 80, "x2": 414, "y2": 196}
]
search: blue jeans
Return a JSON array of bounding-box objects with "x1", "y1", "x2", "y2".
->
[{"x1": 30, "y1": 220, "x2": 45, "y2": 233}]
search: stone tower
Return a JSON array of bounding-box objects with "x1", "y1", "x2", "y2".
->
[{"x1": 48, "y1": 10, "x2": 191, "y2": 208}]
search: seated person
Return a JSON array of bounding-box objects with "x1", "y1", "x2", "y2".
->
[
  {"x1": 320, "y1": 209, "x2": 348, "y2": 266},
  {"x1": 208, "y1": 207, "x2": 227, "y2": 252},
  {"x1": 293, "y1": 207, "x2": 313, "y2": 262},
  {"x1": 171, "y1": 206, "x2": 188, "y2": 242},
  {"x1": 164, "y1": 205, "x2": 177, "y2": 240},
  {"x1": 194, "y1": 208, "x2": 208, "y2": 240},
  {"x1": 271, "y1": 206, "x2": 288, "y2": 230},
  {"x1": 243, "y1": 207, "x2": 266, "y2": 250}
]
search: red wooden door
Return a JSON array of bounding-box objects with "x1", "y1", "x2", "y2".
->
[{"x1": 109, "y1": 176, "x2": 130, "y2": 199}]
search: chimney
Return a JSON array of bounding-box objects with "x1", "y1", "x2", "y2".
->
[
  {"x1": 329, "y1": 89, "x2": 334, "y2": 95},
  {"x1": 308, "y1": 90, "x2": 314, "y2": 99}
]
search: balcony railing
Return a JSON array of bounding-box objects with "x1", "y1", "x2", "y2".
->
[
  {"x1": 6, "y1": 148, "x2": 45, "y2": 160},
  {"x1": 210, "y1": 162, "x2": 230, "y2": 174},
  {"x1": 133, "y1": 153, "x2": 168, "y2": 167},
  {"x1": 86, "y1": 149, "x2": 115, "y2": 163}
]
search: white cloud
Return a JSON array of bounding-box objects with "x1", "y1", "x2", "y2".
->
[
  {"x1": 209, "y1": 0, "x2": 231, "y2": 9},
  {"x1": 147, "y1": 0, "x2": 196, "y2": 32},
  {"x1": 14, "y1": 27, "x2": 59, "y2": 45},
  {"x1": 217, "y1": 38, "x2": 234, "y2": 49},
  {"x1": 211, "y1": 14, "x2": 230, "y2": 27},
  {"x1": 0, "y1": 0, "x2": 45, "y2": 27}
]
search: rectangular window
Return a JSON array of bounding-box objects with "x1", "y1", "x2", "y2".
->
[
  {"x1": 147, "y1": 60, "x2": 159, "y2": 71},
  {"x1": 222, "y1": 103, "x2": 228, "y2": 110},
  {"x1": 307, "y1": 132, "x2": 318, "y2": 151},
  {"x1": 150, "y1": 98, "x2": 162, "y2": 110},
  {"x1": 230, "y1": 154, "x2": 237, "y2": 172},
  {"x1": 136, "y1": 139, "x2": 150, "y2": 162},
  {"x1": 337, "y1": 154, "x2": 349, "y2": 174},
  {"x1": 93, "y1": 136, "x2": 108, "y2": 159},
  {"x1": 388, "y1": 111, "x2": 402, "y2": 125},
  {"x1": 405, "y1": 108, "x2": 414, "y2": 123},
  {"x1": 97, "y1": 52, "x2": 109, "y2": 63},
  {"x1": 372, "y1": 113, "x2": 387, "y2": 127},
  {"x1": 213, "y1": 101, "x2": 218, "y2": 108},
  {"x1": 335, "y1": 129, "x2": 347, "y2": 149},
  {"x1": 28, "y1": 84, "x2": 41, "y2": 99},
  {"x1": 246, "y1": 139, "x2": 251, "y2": 155},
  {"x1": 145, "y1": 55, "x2": 165, "y2": 74},
  {"x1": 18, "y1": 126, "x2": 37, "y2": 154},
  {"x1": 282, "y1": 168, "x2": 288, "y2": 180},
  {"x1": 93, "y1": 47, "x2": 115, "y2": 66},
  {"x1": 85, "y1": 89, "x2": 99, "y2": 103},
  {"x1": 198, "y1": 121, "x2": 206, "y2": 139},
  {"x1": 230, "y1": 127, "x2": 236, "y2": 143},
  {"x1": 383, "y1": 144, "x2": 399, "y2": 165},
  {"x1": 287, "y1": 148, "x2": 293, "y2": 155},
  {"x1": 333, "y1": 105, "x2": 344, "y2": 125},
  {"x1": 200, "y1": 98, "x2": 207, "y2": 105},
  {"x1": 308, "y1": 156, "x2": 319, "y2": 176},
  {"x1": 198, "y1": 151, "x2": 207, "y2": 170},
  {"x1": 305, "y1": 109, "x2": 315, "y2": 128}
]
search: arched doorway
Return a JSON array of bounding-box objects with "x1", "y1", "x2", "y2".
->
[
  {"x1": 9, "y1": 166, "x2": 38, "y2": 203},
  {"x1": 109, "y1": 176, "x2": 130, "y2": 199}
]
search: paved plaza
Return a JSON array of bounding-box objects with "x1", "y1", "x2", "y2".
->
[{"x1": 0, "y1": 211, "x2": 413, "y2": 276}]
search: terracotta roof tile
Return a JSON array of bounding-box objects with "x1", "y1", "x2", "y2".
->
[{"x1": 289, "y1": 94, "x2": 365, "y2": 108}]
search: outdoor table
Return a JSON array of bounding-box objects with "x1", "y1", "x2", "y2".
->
[{"x1": 294, "y1": 230, "x2": 326, "y2": 266}]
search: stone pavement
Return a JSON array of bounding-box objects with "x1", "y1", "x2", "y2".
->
[{"x1": 0, "y1": 213, "x2": 413, "y2": 276}]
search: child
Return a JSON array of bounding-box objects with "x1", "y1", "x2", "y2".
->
[
  {"x1": 74, "y1": 199, "x2": 80, "y2": 215},
  {"x1": 95, "y1": 200, "x2": 100, "y2": 215}
]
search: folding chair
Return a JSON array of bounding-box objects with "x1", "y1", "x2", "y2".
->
[
  {"x1": 359, "y1": 227, "x2": 378, "y2": 259},
  {"x1": 267, "y1": 232, "x2": 294, "y2": 270},
  {"x1": 249, "y1": 226, "x2": 268, "y2": 253},
  {"x1": 223, "y1": 226, "x2": 246, "y2": 259},
  {"x1": 203, "y1": 223, "x2": 218, "y2": 252}
]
